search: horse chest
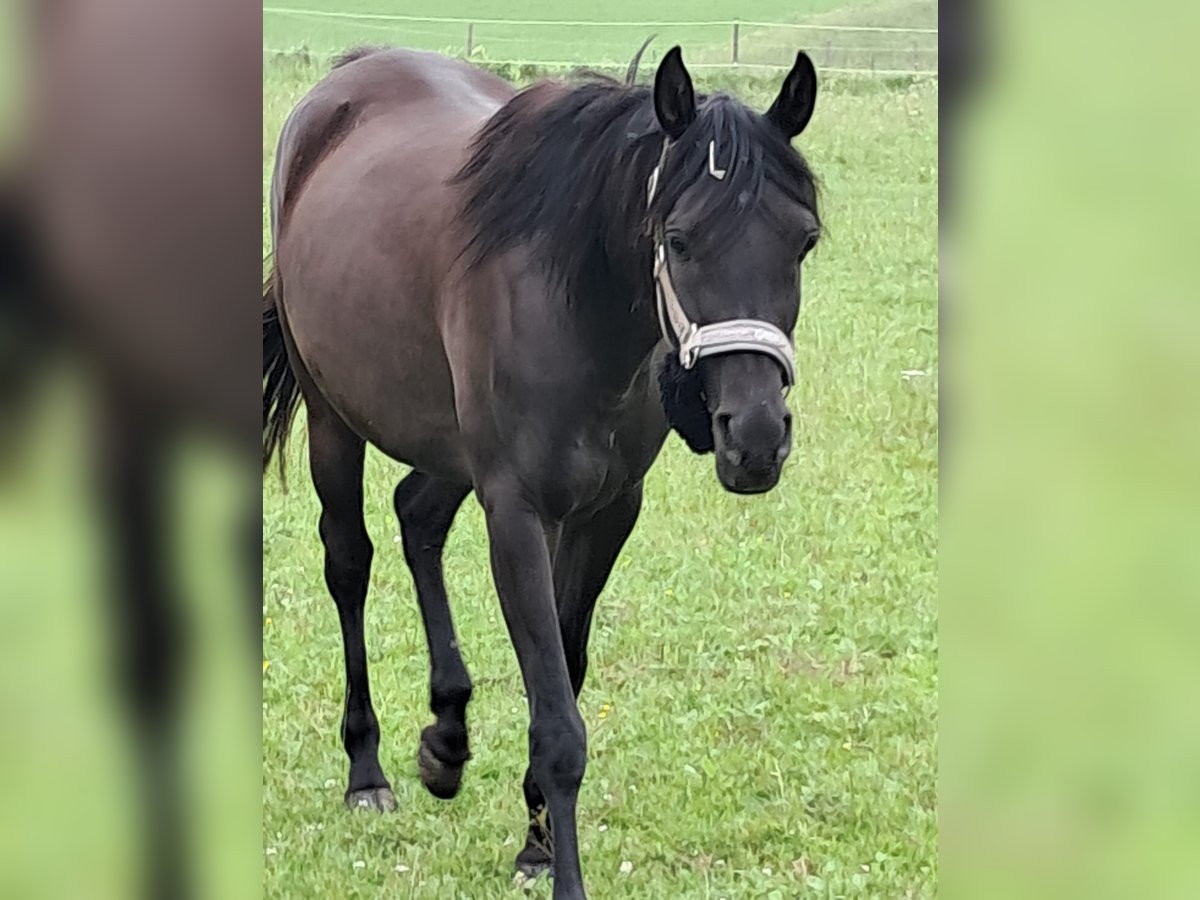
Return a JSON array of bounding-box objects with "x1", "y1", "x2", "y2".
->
[
  {"x1": 542, "y1": 400, "x2": 664, "y2": 521},
  {"x1": 546, "y1": 434, "x2": 632, "y2": 519}
]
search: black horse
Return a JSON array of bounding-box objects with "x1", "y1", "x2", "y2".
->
[{"x1": 263, "y1": 44, "x2": 820, "y2": 900}]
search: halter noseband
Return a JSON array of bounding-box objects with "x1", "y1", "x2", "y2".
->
[{"x1": 646, "y1": 138, "x2": 797, "y2": 391}]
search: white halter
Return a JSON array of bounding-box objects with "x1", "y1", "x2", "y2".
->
[{"x1": 646, "y1": 139, "x2": 797, "y2": 390}]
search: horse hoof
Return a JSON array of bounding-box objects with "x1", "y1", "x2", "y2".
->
[
  {"x1": 344, "y1": 787, "x2": 397, "y2": 812},
  {"x1": 417, "y1": 730, "x2": 465, "y2": 800},
  {"x1": 514, "y1": 846, "x2": 553, "y2": 881},
  {"x1": 514, "y1": 861, "x2": 551, "y2": 882}
]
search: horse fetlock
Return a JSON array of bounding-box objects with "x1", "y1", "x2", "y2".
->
[
  {"x1": 431, "y1": 677, "x2": 473, "y2": 715},
  {"x1": 341, "y1": 704, "x2": 381, "y2": 756}
]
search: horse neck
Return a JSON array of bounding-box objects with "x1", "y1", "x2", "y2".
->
[{"x1": 570, "y1": 220, "x2": 661, "y2": 393}]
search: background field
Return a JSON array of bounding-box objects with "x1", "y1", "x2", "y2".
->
[
  {"x1": 264, "y1": 0, "x2": 938, "y2": 74},
  {"x1": 263, "y1": 2, "x2": 938, "y2": 897}
]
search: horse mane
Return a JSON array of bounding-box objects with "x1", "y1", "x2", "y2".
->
[
  {"x1": 331, "y1": 45, "x2": 386, "y2": 70},
  {"x1": 451, "y1": 74, "x2": 819, "y2": 304}
]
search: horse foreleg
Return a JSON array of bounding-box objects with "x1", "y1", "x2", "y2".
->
[
  {"x1": 481, "y1": 483, "x2": 588, "y2": 900},
  {"x1": 516, "y1": 485, "x2": 644, "y2": 880}
]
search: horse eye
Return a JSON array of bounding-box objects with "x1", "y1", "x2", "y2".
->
[
  {"x1": 798, "y1": 232, "x2": 819, "y2": 261},
  {"x1": 667, "y1": 234, "x2": 690, "y2": 259}
]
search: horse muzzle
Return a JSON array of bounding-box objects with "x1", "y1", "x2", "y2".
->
[
  {"x1": 705, "y1": 352, "x2": 794, "y2": 494},
  {"x1": 713, "y1": 404, "x2": 792, "y2": 493}
]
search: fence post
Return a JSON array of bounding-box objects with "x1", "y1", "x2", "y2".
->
[
  {"x1": 731, "y1": 20, "x2": 740, "y2": 65},
  {"x1": 466, "y1": 22, "x2": 474, "y2": 57}
]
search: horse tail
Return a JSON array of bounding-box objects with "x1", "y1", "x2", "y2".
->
[{"x1": 262, "y1": 263, "x2": 302, "y2": 483}]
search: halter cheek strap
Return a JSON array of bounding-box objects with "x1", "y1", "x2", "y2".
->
[
  {"x1": 653, "y1": 242, "x2": 797, "y2": 386},
  {"x1": 646, "y1": 139, "x2": 798, "y2": 391}
]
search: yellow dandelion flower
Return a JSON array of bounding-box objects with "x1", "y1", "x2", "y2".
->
[{"x1": 263, "y1": 660, "x2": 270, "y2": 674}]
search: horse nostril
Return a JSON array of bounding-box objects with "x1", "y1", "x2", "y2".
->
[
  {"x1": 777, "y1": 413, "x2": 794, "y2": 461},
  {"x1": 715, "y1": 413, "x2": 733, "y2": 443},
  {"x1": 715, "y1": 413, "x2": 742, "y2": 466}
]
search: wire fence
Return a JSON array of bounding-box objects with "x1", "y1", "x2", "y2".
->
[{"x1": 263, "y1": 6, "x2": 939, "y2": 78}]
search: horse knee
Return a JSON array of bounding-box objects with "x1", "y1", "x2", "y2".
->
[{"x1": 530, "y1": 713, "x2": 587, "y2": 797}]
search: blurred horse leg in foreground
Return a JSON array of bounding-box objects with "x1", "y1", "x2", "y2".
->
[{"x1": 2, "y1": 1, "x2": 262, "y2": 897}]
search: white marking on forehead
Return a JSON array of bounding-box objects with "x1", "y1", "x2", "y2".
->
[{"x1": 708, "y1": 140, "x2": 727, "y2": 181}]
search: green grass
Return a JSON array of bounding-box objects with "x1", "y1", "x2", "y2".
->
[{"x1": 262, "y1": 25, "x2": 937, "y2": 900}]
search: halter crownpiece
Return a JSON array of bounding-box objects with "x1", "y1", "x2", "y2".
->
[
  {"x1": 646, "y1": 137, "x2": 670, "y2": 205},
  {"x1": 646, "y1": 139, "x2": 798, "y2": 391}
]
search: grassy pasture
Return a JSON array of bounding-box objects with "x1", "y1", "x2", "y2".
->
[{"x1": 262, "y1": 11, "x2": 938, "y2": 898}]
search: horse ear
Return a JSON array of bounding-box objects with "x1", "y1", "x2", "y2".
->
[
  {"x1": 765, "y1": 51, "x2": 817, "y2": 138},
  {"x1": 654, "y1": 46, "x2": 696, "y2": 140}
]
